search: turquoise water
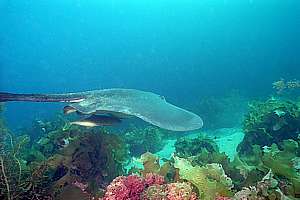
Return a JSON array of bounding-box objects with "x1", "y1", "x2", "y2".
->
[
  {"x1": 0, "y1": 0, "x2": 299, "y2": 128},
  {"x1": 1, "y1": 1, "x2": 300, "y2": 199}
]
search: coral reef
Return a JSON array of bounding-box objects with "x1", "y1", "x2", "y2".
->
[
  {"x1": 0, "y1": 108, "x2": 130, "y2": 200},
  {"x1": 231, "y1": 97, "x2": 300, "y2": 197},
  {"x1": 175, "y1": 136, "x2": 218, "y2": 158},
  {"x1": 18, "y1": 115, "x2": 68, "y2": 143},
  {"x1": 30, "y1": 127, "x2": 74, "y2": 159},
  {"x1": 101, "y1": 150, "x2": 300, "y2": 199},
  {"x1": 0, "y1": 107, "x2": 52, "y2": 199},
  {"x1": 239, "y1": 98, "x2": 300, "y2": 155},
  {"x1": 2, "y1": 94, "x2": 300, "y2": 199},
  {"x1": 102, "y1": 175, "x2": 145, "y2": 200},
  {"x1": 122, "y1": 126, "x2": 167, "y2": 156},
  {"x1": 232, "y1": 139, "x2": 300, "y2": 198},
  {"x1": 134, "y1": 152, "x2": 171, "y2": 179},
  {"x1": 233, "y1": 170, "x2": 292, "y2": 200},
  {"x1": 46, "y1": 129, "x2": 129, "y2": 198},
  {"x1": 174, "y1": 135, "x2": 243, "y2": 188},
  {"x1": 165, "y1": 182, "x2": 198, "y2": 200},
  {"x1": 262, "y1": 140, "x2": 300, "y2": 194},
  {"x1": 102, "y1": 174, "x2": 197, "y2": 200},
  {"x1": 145, "y1": 173, "x2": 165, "y2": 186},
  {"x1": 173, "y1": 156, "x2": 233, "y2": 200},
  {"x1": 175, "y1": 135, "x2": 230, "y2": 167},
  {"x1": 141, "y1": 184, "x2": 167, "y2": 200},
  {"x1": 273, "y1": 78, "x2": 300, "y2": 94}
]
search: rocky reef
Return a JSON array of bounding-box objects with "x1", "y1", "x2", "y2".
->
[
  {"x1": 48, "y1": 128, "x2": 129, "y2": 199},
  {"x1": 238, "y1": 98, "x2": 300, "y2": 155},
  {"x1": 273, "y1": 78, "x2": 300, "y2": 94},
  {"x1": 174, "y1": 135, "x2": 229, "y2": 167},
  {"x1": 1, "y1": 97, "x2": 300, "y2": 199},
  {"x1": 102, "y1": 173, "x2": 197, "y2": 200},
  {"x1": 121, "y1": 126, "x2": 167, "y2": 156},
  {"x1": 0, "y1": 108, "x2": 129, "y2": 199},
  {"x1": 233, "y1": 98, "x2": 300, "y2": 198}
]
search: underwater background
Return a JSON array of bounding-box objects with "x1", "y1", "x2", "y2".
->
[
  {"x1": 1, "y1": 0, "x2": 299, "y2": 128},
  {"x1": 1, "y1": 0, "x2": 300, "y2": 200}
]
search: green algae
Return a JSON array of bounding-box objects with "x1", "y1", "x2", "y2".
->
[
  {"x1": 122, "y1": 126, "x2": 166, "y2": 156},
  {"x1": 239, "y1": 98, "x2": 300, "y2": 155},
  {"x1": 0, "y1": 110, "x2": 129, "y2": 199}
]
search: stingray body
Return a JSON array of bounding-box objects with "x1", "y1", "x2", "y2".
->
[{"x1": 0, "y1": 88, "x2": 203, "y2": 131}]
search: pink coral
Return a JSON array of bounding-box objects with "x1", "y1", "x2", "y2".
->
[
  {"x1": 124, "y1": 175, "x2": 145, "y2": 199},
  {"x1": 166, "y1": 182, "x2": 198, "y2": 200},
  {"x1": 102, "y1": 175, "x2": 145, "y2": 200},
  {"x1": 103, "y1": 176, "x2": 129, "y2": 200},
  {"x1": 102, "y1": 175, "x2": 200, "y2": 200},
  {"x1": 145, "y1": 173, "x2": 165, "y2": 186}
]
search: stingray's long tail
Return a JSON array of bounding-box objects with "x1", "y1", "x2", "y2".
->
[{"x1": 0, "y1": 92, "x2": 85, "y2": 103}]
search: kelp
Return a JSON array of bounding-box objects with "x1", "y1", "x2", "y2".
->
[
  {"x1": 122, "y1": 126, "x2": 167, "y2": 156},
  {"x1": 233, "y1": 139, "x2": 300, "y2": 198},
  {"x1": 0, "y1": 106, "x2": 51, "y2": 199},
  {"x1": 175, "y1": 135, "x2": 230, "y2": 167},
  {"x1": 239, "y1": 98, "x2": 300, "y2": 155},
  {"x1": 233, "y1": 170, "x2": 292, "y2": 200},
  {"x1": 0, "y1": 106, "x2": 130, "y2": 199},
  {"x1": 174, "y1": 135, "x2": 240, "y2": 188},
  {"x1": 262, "y1": 140, "x2": 300, "y2": 196},
  {"x1": 173, "y1": 156, "x2": 233, "y2": 200},
  {"x1": 46, "y1": 129, "x2": 129, "y2": 197},
  {"x1": 175, "y1": 135, "x2": 219, "y2": 158},
  {"x1": 134, "y1": 152, "x2": 171, "y2": 179}
]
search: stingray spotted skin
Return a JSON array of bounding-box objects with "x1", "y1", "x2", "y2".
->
[{"x1": 0, "y1": 89, "x2": 203, "y2": 131}]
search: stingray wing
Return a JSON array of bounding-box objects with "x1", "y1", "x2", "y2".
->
[{"x1": 68, "y1": 89, "x2": 203, "y2": 131}]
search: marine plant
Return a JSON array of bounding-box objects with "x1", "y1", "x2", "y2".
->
[
  {"x1": 140, "y1": 184, "x2": 167, "y2": 200},
  {"x1": 273, "y1": 78, "x2": 300, "y2": 94},
  {"x1": 0, "y1": 106, "x2": 131, "y2": 200},
  {"x1": 46, "y1": 129, "x2": 129, "y2": 198},
  {"x1": 173, "y1": 156, "x2": 233, "y2": 200},
  {"x1": 175, "y1": 135, "x2": 218, "y2": 158},
  {"x1": 133, "y1": 152, "x2": 172, "y2": 179},
  {"x1": 0, "y1": 108, "x2": 52, "y2": 199},
  {"x1": 174, "y1": 135, "x2": 240, "y2": 187},
  {"x1": 165, "y1": 182, "x2": 198, "y2": 200},
  {"x1": 122, "y1": 126, "x2": 167, "y2": 156},
  {"x1": 102, "y1": 174, "x2": 198, "y2": 200},
  {"x1": 231, "y1": 145, "x2": 266, "y2": 188},
  {"x1": 175, "y1": 135, "x2": 229, "y2": 166},
  {"x1": 261, "y1": 140, "x2": 300, "y2": 196},
  {"x1": 239, "y1": 98, "x2": 300, "y2": 155},
  {"x1": 233, "y1": 170, "x2": 294, "y2": 200},
  {"x1": 230, "y1": 98, "x2": 300, "y2": 194},
  {"x1": 233, "y1": 139, "x2": 300, "y2": 198},
  {"x1": 19, "y1": 115, "x2": 68, "y2": 143}
]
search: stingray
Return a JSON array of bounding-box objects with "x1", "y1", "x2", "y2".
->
[{"x1": 0, "y1": 88, "x2": 203, "y2": 131}]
